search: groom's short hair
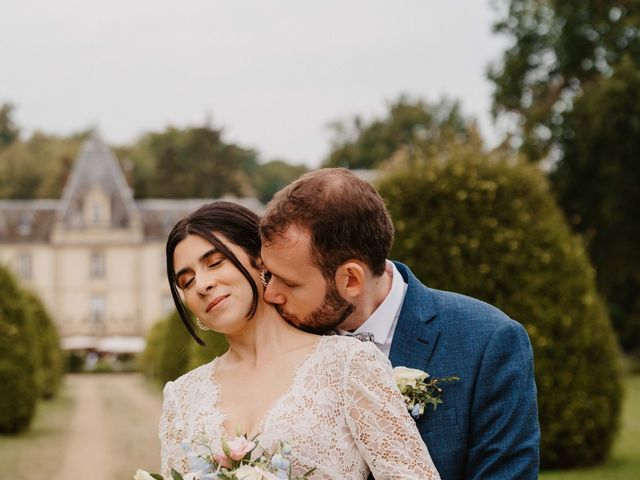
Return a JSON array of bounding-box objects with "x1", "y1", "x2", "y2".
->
[{"x1": 260, "y1": 168, "x2": 394, "y2": 278}]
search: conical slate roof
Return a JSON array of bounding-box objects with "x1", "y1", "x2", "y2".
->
[{"x1": 56, "y1": 134, "x2": 138, "y2": 228}]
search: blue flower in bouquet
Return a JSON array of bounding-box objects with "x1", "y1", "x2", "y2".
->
[
  {"x1": 133, "y1": 435, "x2": 315, "y2": 480},
  {"x1": 271, "y1": 454, "x2": 290, "y2": 471}
]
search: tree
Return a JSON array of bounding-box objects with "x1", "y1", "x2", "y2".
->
[
  {"x1": 324, "y1": 96, "x2": 476, "y2": 169},
  {"x1": 0, "y1": 103, "x2": 19, "y2": 148},
  {"x1": 490, "y1": 0, "x2": 640, "y2": 160},
  {"x1": 0, "y1": 131, "x2": 84, "y2": 199},
  {"x1": 377, "y1": 146, "x2": 623, "y2": 468},
  {"x1": 127, "y1": 126, "x2": 257, "y2": 199},
  {"x1": 491, "y1": 1, "x2": 640, "y2": 353},
  {"x1": 249, "y1": 160, "x2": 308, "y2": 203},
  {"x1": 551, "y1": 54, "x2": 640, "y2": 352}
]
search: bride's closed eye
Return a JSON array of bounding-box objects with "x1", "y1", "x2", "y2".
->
[{"x1": 208, "y1": 259, "x2": 224, "y2": 269}]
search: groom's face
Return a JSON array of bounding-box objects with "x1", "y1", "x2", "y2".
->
[{"x1": 261, "y1": 226, "x2": 354, "y2": 333}]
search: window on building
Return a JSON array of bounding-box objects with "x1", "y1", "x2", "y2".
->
[
  {"x1": 92, "y1": 203, "x2": 102, "y2": 224},
  {"x1": 16, "y1": 253, "x2": 32, "y2": 279},
  {"x1": 17, "y1": 214, "x2": 33, "y2": 236},
  {"x1": 90, "y1": 252, "x2": 105, "y2": 278},
  {"x1": 90, "y1": 295, "x2": 106, "y2": 328}
]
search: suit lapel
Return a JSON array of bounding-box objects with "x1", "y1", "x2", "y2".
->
[{"x1": 389, "y1": 262, "x2": 440, "y2": 371}]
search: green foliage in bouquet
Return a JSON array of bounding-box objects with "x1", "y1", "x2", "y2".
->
[
  {"x1": 0, "y1": 266, "x2": 38, "y2": 433},
  {"x1": 23, "y1": 290, "x2": 64, "y2": 399},
  {"x1": 377, "y1": 147, "x2": 623, "y2": 469}
]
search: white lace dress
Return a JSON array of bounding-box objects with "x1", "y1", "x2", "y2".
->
[{"x1": 159, "y1": 335, "x2": 439, "y2": 479}]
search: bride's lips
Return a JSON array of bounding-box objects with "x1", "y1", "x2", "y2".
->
[{"x1": 206, "y1": 294, "x2": 230, "y2": 313}]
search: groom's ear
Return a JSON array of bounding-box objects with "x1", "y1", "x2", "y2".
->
[{"x1": 335, "y1": 261, "x2": 366, "y2": 299}]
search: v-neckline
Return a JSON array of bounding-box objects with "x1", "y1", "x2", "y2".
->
[{"x1": 210, "y1": 336, "x2": 327, "y2": 439}]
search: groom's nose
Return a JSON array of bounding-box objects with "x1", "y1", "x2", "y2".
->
[{"x1": 264, "y1": 280, "x2": 285, "y2": 305}]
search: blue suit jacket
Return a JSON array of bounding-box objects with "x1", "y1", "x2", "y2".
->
[{"x1": 388, "y1": 262, "x2": 540, "y2": 479}]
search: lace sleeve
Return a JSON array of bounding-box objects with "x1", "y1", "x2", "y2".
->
[
  {"x1": 342, "y1": 342, "x2": 440, "y2": 480},
  {"x1": 159, "y1": 381, "x2": 189, "y2": 477}
]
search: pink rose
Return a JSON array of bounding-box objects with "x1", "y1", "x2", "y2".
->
[
  {"x1": 213, "y1": 452, "x2": 232, "y2": 468},
  {"x1": 227, "y1": 436, "x2": 256, "y2": 461}
]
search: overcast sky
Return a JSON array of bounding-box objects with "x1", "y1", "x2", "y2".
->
[{"x1": 1, "y1": 0, "x2": 509, "y2": 167}]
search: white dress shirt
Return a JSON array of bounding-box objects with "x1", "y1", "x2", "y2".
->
[{"x1": 338, "y1": 261, "x2": 407, "y2": 356}]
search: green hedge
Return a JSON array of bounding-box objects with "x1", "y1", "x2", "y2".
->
[
  {"x1": 377, "y1": 151, "x2": 623, "y2": 469},
  {"x1": 139, "y1": 317, "x2": 167, "y2": 380},
  {"x1": 188, "y1": 329, "x2": 229, "y2": 371},
  {"x1": 23, "y1": 291, "x2": 63, "y2": 399},
  {"x1": 0, "y1": 266, "x2": 38, "y2": 433},
  {"x1": 142, "y1": 312, "x2": 229, "y2": 385},
  {"x1": 156, "y1": 311, "x2": 192, "y2": 385}
]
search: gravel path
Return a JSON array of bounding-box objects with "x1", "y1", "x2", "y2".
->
[{"x1": 52, "y1": 374, "x2": 163, "y2": 480}]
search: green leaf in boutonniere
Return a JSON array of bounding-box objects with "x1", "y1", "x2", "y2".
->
[{"x1": 394, "y1": 366, "x2": 459, "y2": 419}]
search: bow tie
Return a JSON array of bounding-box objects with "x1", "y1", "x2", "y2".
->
[{"x1": 346, "y1": 331, "x2": 376, "y2": 342}]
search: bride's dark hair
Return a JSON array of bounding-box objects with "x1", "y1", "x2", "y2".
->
[{"x1": 166, "y1": 201, "x2": 261, "y2": 345}]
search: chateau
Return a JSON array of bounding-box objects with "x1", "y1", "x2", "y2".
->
[{"x1": 0, "y1": 135, "x2": 263, "y2": 353}]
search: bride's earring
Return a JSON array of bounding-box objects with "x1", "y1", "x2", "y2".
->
[
  {"x1": 196, "y1": 317, "x2": 210, "y2": 331},
  {"x1": 260, "y1": 270, "x2": 271, "y2": 288}
]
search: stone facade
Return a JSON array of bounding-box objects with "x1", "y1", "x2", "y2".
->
[{"x1": 0, "y1": 135, "x2": 263, "y2": 351}]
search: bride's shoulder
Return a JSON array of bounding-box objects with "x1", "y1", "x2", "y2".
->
[
  {"x1": 320, "y1": 335, "x2": 385, "y2": 364},
  {"x1": 164, "y1": 358, "x2": 218, "y2": 395}
]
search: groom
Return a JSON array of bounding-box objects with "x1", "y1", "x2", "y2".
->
[{"x1": 259, "y1": 168, "x2": 540, "y2": 479}]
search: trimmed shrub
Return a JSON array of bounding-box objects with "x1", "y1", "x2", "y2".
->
[
  {"x1": 188, "y1": 330, "x2": 229, "y2": 371},
  {"x1": 377, "y1": 150, "x2": 623, "y2": 469},
  {"x1": 0, "y1": 266, "x2": 38, "y2": 433},
  {"x1": 23, "y1": 291, "x2": 64, "y2": 399},
  {"x1": 139, "y1": 317, "x2": 167, "y2": 381},
  {"x1": 66, "y1": 351, "x2": 84, "y2": 373},
  {"x1": 156, "y1": 311, "x2": 192, "y2": 385}
]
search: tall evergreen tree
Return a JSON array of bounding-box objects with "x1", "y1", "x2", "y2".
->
[
  {"x1": 551, "y1": 54, "x2": 640, "y2": 351},
  {"x1": 490, "y1": 0, "x2": 640, "y2": 160},
  {"x1": 491, "y1": 1, "x2": 640, "y2": 351}
]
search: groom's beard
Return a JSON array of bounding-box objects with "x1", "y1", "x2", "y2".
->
[{"x1": 276, "y1": 282, "x2": 355, "y2": 335}]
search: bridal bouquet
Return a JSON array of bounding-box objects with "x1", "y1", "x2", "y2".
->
[
  {"x1": 134, "y1": 433, "x2": 315, "y2": 480},
  {"x1": 394, "y1": 366, "x2": 459, "y2": 419}
]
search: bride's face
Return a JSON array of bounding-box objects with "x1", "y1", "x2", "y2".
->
[{"x1": 173, "y1": 233, "x2": 261, "y2": 335}]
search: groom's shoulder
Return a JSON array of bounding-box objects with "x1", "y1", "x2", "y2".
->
[{"x1": 394, "y1": 261, "x2": 517, "y2": 333}]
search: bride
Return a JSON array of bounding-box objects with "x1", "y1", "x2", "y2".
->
[{"x1": 160, "y1": 201, "x2": 439, "y2": 479}]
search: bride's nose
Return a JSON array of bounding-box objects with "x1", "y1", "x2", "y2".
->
[{"x1": 195, "y1": 271, "x2": 216, "y2": 295}]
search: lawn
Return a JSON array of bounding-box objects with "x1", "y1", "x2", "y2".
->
[
  {"x1": 540, "y1": 375, "x2": 640, "y2": 480},
  {"x1": 0, "y1": 386, "x2": 74, "y2": 479}
]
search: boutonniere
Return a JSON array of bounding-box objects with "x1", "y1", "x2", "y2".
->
[{"x1": 394, "y1": 366, "x2": 459, "y2": 419}]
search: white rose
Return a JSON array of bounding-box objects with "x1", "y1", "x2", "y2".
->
[
  {"x1": 133, "y1": 470, "x2": 157, "y2": 480},
  {"x1": 233, "y1": 465, "x2": 265, "y2": 480},
  {"x1": 394, "y1": 366, "x2": 428, "y2": 392}
]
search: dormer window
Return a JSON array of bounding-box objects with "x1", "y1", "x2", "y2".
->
[{"x1": 83, "y1": 187, "x2": 111, "y2": 227}]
